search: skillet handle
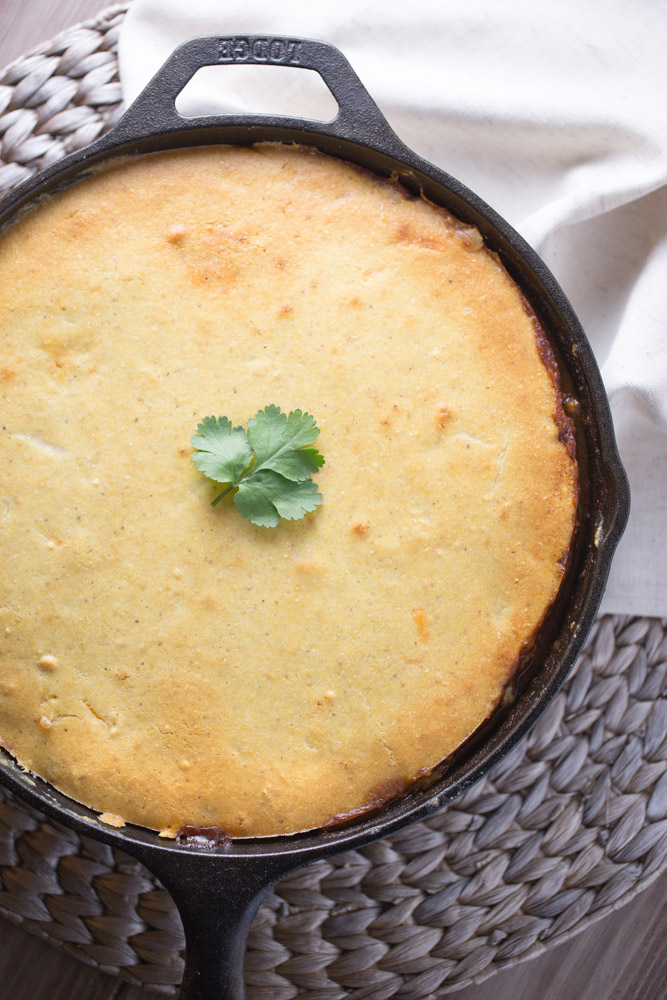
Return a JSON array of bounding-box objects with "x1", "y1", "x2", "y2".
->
[
  {"x1": 112, "y1": 34, "x2": 404, "y2": 152},
  {"x1": 128, "y1": 846, "x2": 296, "y2": 1000}
]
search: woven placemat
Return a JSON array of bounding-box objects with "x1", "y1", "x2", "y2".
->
[{"x1": 1, "y1": 7, "x2": 667, "y2": 997}]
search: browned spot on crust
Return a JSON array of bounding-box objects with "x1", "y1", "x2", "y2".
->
[
  {"x1": 295, "y1": 559, "x2": 322, "y2": 575},
  {"x1": 187, "y1": 228, "x2": 250, "y2": 286},
  {"x1": 412, "y1": 608, "x2": 430, "y2": 644},
  {"x1": 435, "y1": 403, "x2": 452, "y2": 428},
  {"x1": 165, "y1": 226, "x2": 186, "y2": 245},
  {"x1": 0, "y1": 367, "x2": 17, "y2": 381},
  {"x1": 352, "y1": 521, "x2": 369, "y2": 536},
  {"x1": 394, "y1": 220, "x2": 445, "y2": 251},
  {"x1": 277, "y1": 304, "x2": 293, "y2": 318}
]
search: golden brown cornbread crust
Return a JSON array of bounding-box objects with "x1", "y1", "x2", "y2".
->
[{"x1": 0, "y1": 145, "x2": 577, "y2": 837}]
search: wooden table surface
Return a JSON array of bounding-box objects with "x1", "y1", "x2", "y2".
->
[{"x1": 0, "y1": 2, "x2": 665, "y2": 998}]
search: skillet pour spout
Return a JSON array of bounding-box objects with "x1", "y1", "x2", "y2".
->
[{"x1": 0, "y1": 34, "x2": 629, "y2": 1000}]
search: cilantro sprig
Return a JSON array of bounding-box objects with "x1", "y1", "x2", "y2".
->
[{"x1": 191, "y1": 405, "x2": 324, "y2": 528}]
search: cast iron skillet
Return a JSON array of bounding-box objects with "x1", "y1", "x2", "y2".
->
[{"x1": 0, "y1": 35, "x2": 629, "y2": 1000}]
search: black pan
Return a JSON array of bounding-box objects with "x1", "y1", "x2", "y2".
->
[{"x1": 0, "y1": 35, "x2": 629, "y2": 1000}]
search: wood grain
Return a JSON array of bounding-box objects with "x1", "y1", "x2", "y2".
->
[
  {"x1": 0, "y1": 3, "x2": 665, "y2": 1000},
  {"x1": 0, "y1": 0, "x2": 109, "y2": 71}
]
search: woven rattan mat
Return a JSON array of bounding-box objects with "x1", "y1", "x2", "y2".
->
[{"x1": 1, "y1": 7, "x2": 667, "y2": 997}]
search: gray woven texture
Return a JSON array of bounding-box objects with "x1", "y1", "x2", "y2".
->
[
  {"x1": 1, "y1": 614, "x2": 667, "y2": 996},
  {"x1": 1, "y1": 7, "x2": 667, "y2": 997},
  {"x1": 0, "y1": 5, "x2": 124, "y2": 192}
]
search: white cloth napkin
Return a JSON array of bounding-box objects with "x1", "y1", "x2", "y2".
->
[{"x1": 118, "y1": 0, "x2": 667, "y2": 617}]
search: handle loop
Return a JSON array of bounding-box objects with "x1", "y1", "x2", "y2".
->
[{"x1": 113, "y1": 34, "x2": 402, "y2": 151}]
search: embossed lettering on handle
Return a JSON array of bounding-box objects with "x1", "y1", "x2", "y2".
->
[
  {"x1": 218, "y1": 37, "x2": 302, "y2": 65},
  {"x1": 109, "y1": 34, "x2": 403, "y2": 155}
]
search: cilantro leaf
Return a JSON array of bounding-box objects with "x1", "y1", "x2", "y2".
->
[
  {"x1": 190, "y1": 416, "x2": 254, "y2": 484},
  {"x1": 246, "y1": 405, "x2": 324, "y2": 482},
  {"x1": 191, "y1": 406, "x2": 324, "y2": 527},
  {"x1": 234, "y1": 471, "x2": 322, "y2": 528}
]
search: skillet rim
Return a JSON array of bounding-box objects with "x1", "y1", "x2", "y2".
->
[{"x1": 0, "y1": 34, "x2": 630, "y2": 863}]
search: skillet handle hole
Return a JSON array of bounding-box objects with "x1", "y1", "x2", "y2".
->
[{"x1": 174, "y1": 65, "x2": 339, "y2": 122}]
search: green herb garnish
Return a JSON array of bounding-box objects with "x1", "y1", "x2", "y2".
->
[{"x1": 191, "y1": 405, "x2": 325, "y2": 528}]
